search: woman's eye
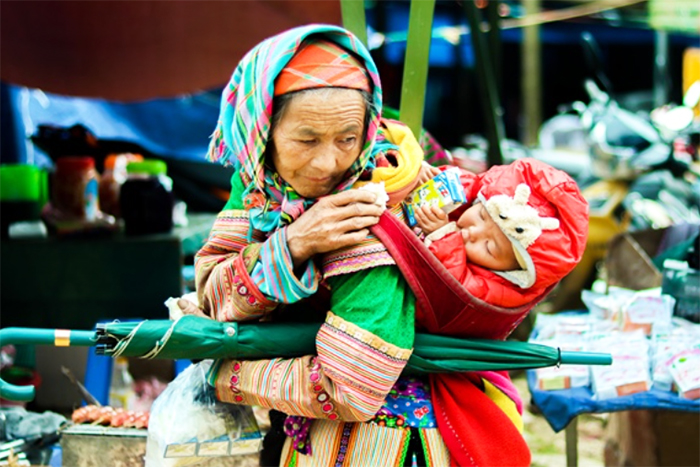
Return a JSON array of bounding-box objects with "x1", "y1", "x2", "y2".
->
[
  {"x1": 299, "y1": 139, "x2": 316, "y2": 145},
  {"x1": 341, "y1": 136, "x2": 356, "y2": 144}
]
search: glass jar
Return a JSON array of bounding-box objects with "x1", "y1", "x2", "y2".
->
[
  {"x1": 120, "y1": 159, "x2": 174, "y2": 236},
  {"x1": 51, "y1": 156, "x2": 99, "y2": 221}
]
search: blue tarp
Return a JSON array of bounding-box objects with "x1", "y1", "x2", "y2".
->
[
  {"x1": 2, "y1": 82, "x2": 221, "y2": 166},
  {"x1": 527, "y1": 361, "x2": 700, "y2": 433}
]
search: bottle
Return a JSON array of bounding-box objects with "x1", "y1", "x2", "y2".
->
[
  {"x1": 109, "y1": 357, "x2": 136, "y2": 409},
  {"x1": 99, "y1": 153, "x2": 143, "y2": 218},
  {"x1": 51, "y1": 156, "x2": 100, "y2": 221},
  {"x1": 120, "y1": 159, "x2": 174, "y2": 236}
]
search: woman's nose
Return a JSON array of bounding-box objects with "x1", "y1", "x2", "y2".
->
[{"x1": 308, "y1": 145, "x2": 337, "y2": 172}]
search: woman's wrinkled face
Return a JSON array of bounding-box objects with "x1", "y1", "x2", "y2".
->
[
  {"x1": 269, "y1": 89, "x2": 366, "y2": 199},
  {"x1": 456, "y1": 203, "x2": 520, "y2": 271}
]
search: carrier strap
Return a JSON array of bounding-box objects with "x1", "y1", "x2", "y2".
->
[{"x1": 370, "y1": 211, "x2": 541, "y2": 340}]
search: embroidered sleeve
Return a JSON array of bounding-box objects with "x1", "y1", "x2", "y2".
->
[
  {"x1": 212, "y1": 265, "x2": 415, "y2": 421},
  {"x1": 195, "y1": 210, "x2": 278, "y2": 322},
  {"x1": 249, "y1": 227, "x2": 320, "y2": 304},
  {"x1": 214, "y1": 312, "x2": 412, "y2": 422}
]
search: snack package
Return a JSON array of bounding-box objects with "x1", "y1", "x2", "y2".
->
[
  {"x1": 613, "y1": 292, "x2": 675, "y2": 336},
  {"x1": 588, "y1": 330, "x2": 652, "y2": 400},
  {"x1": 668, "y1": 345, "x2": 700, "y2": 400},
  {"x1": 403, "y1": 167, "x2": 466, "y2": 227},
  {"x1": 145, "y1": 360, "x2": 262, "y2": 467},
  {"x1": 649, "y1": 323, "x2": 697, "y2": 392}
]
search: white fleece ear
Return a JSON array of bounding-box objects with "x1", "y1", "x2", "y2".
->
[
  {"x1": 483, "y1": 183, "x2": 560, "y2": 249},
  {"x1": 540, "y1": 217, "x2": 560, "y2": 231}
]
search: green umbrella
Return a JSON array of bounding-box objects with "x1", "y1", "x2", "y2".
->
[
  {"x1": 99, "y1": 316, "x2": 607, "y2": 371},
  {"x1": 0, "y1": 316, "x2": 611, "y2": 402}
]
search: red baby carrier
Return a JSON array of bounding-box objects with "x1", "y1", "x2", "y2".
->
[
  {"x1": 371, "y1": 212, "x2": 550, "y2": 466},
  {"x1": 371, "y1": 211, "x2": 554, "y2": 340}
]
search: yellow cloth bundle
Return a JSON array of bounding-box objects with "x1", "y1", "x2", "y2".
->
[{"x1": 356, "y1": 120, "x2": 424, "y2": 206}]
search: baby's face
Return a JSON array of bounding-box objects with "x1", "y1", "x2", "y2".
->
[{"x1": 456, "y1": 203, "x2": 520, "y2": 271}]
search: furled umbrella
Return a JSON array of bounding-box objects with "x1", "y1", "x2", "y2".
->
[{"x1": 0, "y1": 316, "x2": 611, "y2": 402}]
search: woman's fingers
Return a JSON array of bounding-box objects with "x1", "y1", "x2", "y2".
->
[
  {"x1": 177, "y1": 299, "x2": 211, "y2": 319},
  {"x1": 313, "y1": 192, "x2": 384, "y2": 223},
  {"x1": 286, "y1": 192, "x2": 385, "y2": 264},
  {"x1": 323, "y1": 189, "x2": 380, "y2": 209}
]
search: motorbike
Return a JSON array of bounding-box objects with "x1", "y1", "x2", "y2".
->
[{"x1": 542, "y1": 33, "x2": 700, "y2": 311}]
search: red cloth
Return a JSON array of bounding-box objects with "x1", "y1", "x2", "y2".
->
[
  {"x1": 427, "y1": 231, "x2": 468, "y2": 282},
  {"x1": 431, "y1": 373, "x2": 531, "y2": 467}
]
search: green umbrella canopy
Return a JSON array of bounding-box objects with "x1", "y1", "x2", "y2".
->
[{"x1": 0, "y1": 316, "x2": 611, "y2": 402}]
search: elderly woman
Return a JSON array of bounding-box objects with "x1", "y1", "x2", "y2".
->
[{"x1": 189, "y1": 24, "x2": 529, "y2": 467}]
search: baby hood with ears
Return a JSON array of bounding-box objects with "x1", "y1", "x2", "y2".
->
[{"x1": 465, "y1": 158, "x2": 589, "y2": 291}]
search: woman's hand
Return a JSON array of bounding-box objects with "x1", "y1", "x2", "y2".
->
[
  {"x1": 177, "y1": 299, "x2": 212, "y2": 319},
  {"x1": 414, "y1": 205, "x2": 448, "y2": 235},
  {"x1": 286, "y1": 190, "x2": 384, "y2": 266}
]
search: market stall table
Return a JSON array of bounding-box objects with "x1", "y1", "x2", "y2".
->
[{"x1": 526, "y1": 370, "x2": 700, "y2": 467}]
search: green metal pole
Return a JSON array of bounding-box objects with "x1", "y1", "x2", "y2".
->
[
  {"x1": 340, "y1": 0, "x2": 368, "y2": 46},
  {"x1": 485, "y1": 0, "x2": 503, "y2": 96},
  {"x1": 399, "y1": 0, "x2": 436, "y2": 138},
  {"x1": 565, "y1": 416, "x2": 579, "y2": 467},
  {"x1": 0, "y1": 327, "x2": 96, "y2": 402},
  {"x1": 521, "y1": 0, "x2": 543, "y2": 146},
  {"x1": 462, "y1": 1, "x2": 505, "y2": 167}
]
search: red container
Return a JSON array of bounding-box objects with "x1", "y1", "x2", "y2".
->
[{"x1": 52, "y1": 156, "x2": 100, "y2": 220}]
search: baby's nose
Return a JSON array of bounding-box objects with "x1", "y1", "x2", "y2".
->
[
  {"x1": 461, "y1": 225, "x2": 478, "y2": 242},
  {"x1": 468, "y1": 224, "x2": 483, "y2": 239}
]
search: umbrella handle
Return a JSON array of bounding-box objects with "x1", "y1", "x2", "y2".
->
[
  {"x1": 0, "y1": 327, "x2": 96, "y2": 402},
  {"x1": 559, "y1": 350, "x2": 612, "y2": 366}
]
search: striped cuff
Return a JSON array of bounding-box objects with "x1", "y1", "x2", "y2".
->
[{"x1": 250, "y1": 227, "x2": 319, "y2": 304}]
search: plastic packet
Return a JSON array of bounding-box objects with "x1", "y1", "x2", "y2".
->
[
  {"x1": 145, "y1": 360, "x2": 262, "y2": 467},
  {"x1": 588, "y1": 331, "x2": 651, "y2": 400},
  {"x1": 614, "y1": 292, "x2": 675, "y2": 336},
  {"x1": 668, "y1": 345, "x2": 700, "y2": 399},
  {"x1": 403, "y1": 167, "x2": 466, "y2": 227}
]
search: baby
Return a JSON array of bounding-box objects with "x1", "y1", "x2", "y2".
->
[{"x1": 413, "y1": 158, "x2": 589, "y2": 308}]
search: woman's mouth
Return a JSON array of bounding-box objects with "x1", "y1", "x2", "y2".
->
[{"x1": 305, "y1": 175, "x2": 333, "y2": 183}]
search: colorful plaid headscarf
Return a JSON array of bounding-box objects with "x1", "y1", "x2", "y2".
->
[{"x1": 207, "y1": 24, "x2": 383, "y2": 233}]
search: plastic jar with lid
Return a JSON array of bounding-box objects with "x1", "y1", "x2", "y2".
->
[
  {"x1": 0, "y1": 164, "x2": 48, "y2": 238},
  {"x1": 51, "y1": 156, "x2": 100, "y2": 221},
  {"x1": 120, "y1": 159, "x2": 174, "y2": 236},
  {"x1": 99, "y1": 153, "x2": 143, "y2": 217}
]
